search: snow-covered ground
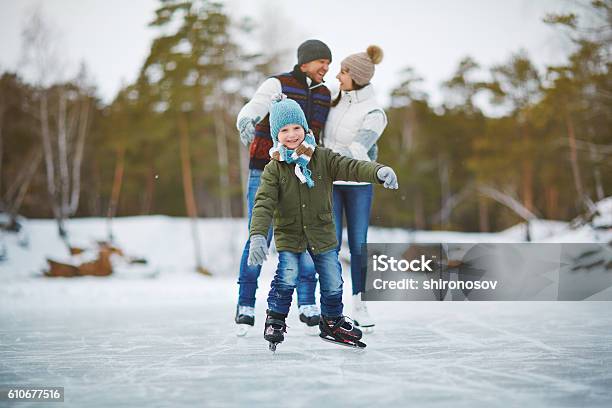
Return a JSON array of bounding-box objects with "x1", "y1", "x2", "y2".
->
[{"x1": 1, "y1": 205, "x2": 611, "y2": 407}]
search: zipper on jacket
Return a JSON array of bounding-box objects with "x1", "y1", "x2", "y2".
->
[
  {"x1": 306, "y1": 87, "x2": 313, "y2": 124},
  {"x1": 306, "y1": 82, "x2": 323, "y2": 125},
  {"x1": 331, "y1": 94, "x2": 350, "y2": 143}
]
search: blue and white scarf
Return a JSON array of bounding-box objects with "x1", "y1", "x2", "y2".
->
[{"x1": 269, "y1": 131, "x2": 317, "y2": 188}]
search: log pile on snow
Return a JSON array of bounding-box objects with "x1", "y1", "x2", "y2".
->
[{"x1": 45, "y1": 242, "x2": 147, "y2": 277}]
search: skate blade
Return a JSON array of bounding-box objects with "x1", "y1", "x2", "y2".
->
[
  {"x1": 304, "y1": 325, "x2": 320, "y2": 336},
  {"x1": 319, "y1": 334, "x2": 366, "y2": 349},
  {"x1": 236, "y1": 324, "x2": 251, "y2": 337},
  {"x1": 269, "y1": 342, "x2": 279, "y2": 352}
]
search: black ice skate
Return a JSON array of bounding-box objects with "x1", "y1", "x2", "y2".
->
[
  {"x1": 319, "y1": 315, "x2": 366, "y2": 349},
  {"x1": 264, "y1": 310, "x2": 287, "y2": 352}
]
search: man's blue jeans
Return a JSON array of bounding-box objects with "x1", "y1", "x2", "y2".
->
[
  {"x1": 268, "y1": 249, "x2": 343, "y2": 317},
  {"x1": 238, "y1": 169, "x2": 317, "y2": 308},
  {"x1": 332, "y1": 184, "x2": 373, "y2": 295}
]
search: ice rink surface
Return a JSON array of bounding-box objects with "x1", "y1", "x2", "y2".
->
[{"x1": 1, "y1": 275, "x2": 611, "y2": 408}]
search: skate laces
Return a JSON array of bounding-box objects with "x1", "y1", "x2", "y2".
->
[
  {"x1": 341, "y1": 316, "x2": 355, "y2": 332},
  {"x1": 273, "y1": 322, "x2": 288, "y2": 333},
  {"x1": 266, "y1": 321, "x2": 287, "y2": 335},
  {"x1": 238, "y1": 305, "x2": 255, "y2": 317},
  {"x1": 267, "y1": 318, "x2": 288, "y2": 332},
  {"x1": 300, "y1": 304, "x2": 320, "y2": 317},
  {"x1": 326, "y1": 316, "x2": 354, "y2": 332}
]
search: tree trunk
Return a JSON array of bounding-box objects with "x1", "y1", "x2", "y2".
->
[
  {"x1": 88, "y1": 156, "x2": 101, "y2": 216},
  {"x1": 57, "y1": 90, "x2": 70, "y2": 224},
  {"x1": 227, "y1": 88, "x2": 249, "y2": 219},
  {"x1": 565, "y1": 111, "x2": 584, "y2": 205},
  {"x1": 587, "y1": 136, "x2": 604, "y2": 201},
  {"x1": 106, "y1": 147, "x2": 125, "y2": 243},
  {"x1": 69, "y1": 96, "x2": 89, "y2": 215},
  {"x1": 39, "y1": 91, "x2": 65, "y2": 238},
  {"x1": 178, "y1": 115, "x2": 197, "y2": 218},
  {"x1": 178, "y1": 113, "x2": 210, "y2": 275},
  {"x1": 520, "y1": 124, "x2": 534, "y2": 212},
  {"x1": 478, "y1": 196, "x2": 489, "y2": 232},
  {"x1": 40, "y1": 92, "x2": 56, "y2": 201},
  {"x1": 5, "y1": 148, "x2": 37, "y2": 204},
  {"x1": 214, "y1": 105, "x2": 231, "y2": 218},
  {"x1": 545, "y1": 185, "x2": 559, "y2": 219},
  {"x1": 521, "y1": 159, "x2": 534, "y2": 212},
  {"x1": 141, "y1": 165, "x2": 156, "y2": 215},
  {"x1": 8, "y1": 149, "x2": 43, "y2": 222}
]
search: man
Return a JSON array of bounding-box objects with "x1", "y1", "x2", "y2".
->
[{"x1": 234, "y1": 39, "x2": 332, "y2": 336}]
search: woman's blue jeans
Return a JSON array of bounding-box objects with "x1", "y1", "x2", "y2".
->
[
  {"x1": 237, "y1": 169, "x2": 317, "y2": 308},
  {"x1": 332, "y1": 184, "x2": 373, "y2": 295}
]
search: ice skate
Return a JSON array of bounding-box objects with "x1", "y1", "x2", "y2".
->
[
  {"x1": 352, "y1": 294, "x2": 375, "y2": 333},
  {"x1": 264, "y1": 310, "x2": 287, "y2": 352},
  {"x1": 319, "y1": 315, "x2": 366, "y2": 349},
  {"x1": 235, "y1": 305, "x2": 255, "y2": 337},
  {"x1": 298, "y1": 304, "x2": 320, "y2": 336}
]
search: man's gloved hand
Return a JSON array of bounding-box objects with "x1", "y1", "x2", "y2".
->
[
  {"x1": 377, "y1": 166, "x2": 399, "y2": 189},
  {"x1": 238, "y1": 116, "x2": 260, "y2": 147},
  {"x1": 247, "y1": 234, "x2": 268, "y2": 266}
]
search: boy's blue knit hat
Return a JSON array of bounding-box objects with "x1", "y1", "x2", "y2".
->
[{"x1": 269, "y1": 94, "x2": 309, "y2": 144}]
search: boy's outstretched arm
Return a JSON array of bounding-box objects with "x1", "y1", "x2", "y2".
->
[
  {"x1": 326, "y1": 149, "x2": 399, "y2": 189},
  {"x1": 248, "y1": 163, "x2": 279, "y2": 265}
]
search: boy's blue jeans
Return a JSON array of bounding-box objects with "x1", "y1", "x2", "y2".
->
[
  {"x1": 238, "y1": 169, "x2": 317, "y2": 308},
  {"x1": 268, "y1": 248, "x2": 344, "y2": 317},
  {"x1": 332, "y1": 184, "x2": 373, "y2": 295}
]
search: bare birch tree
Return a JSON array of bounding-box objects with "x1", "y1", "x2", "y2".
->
[{"x1": 20, "y1": 8, "x2": 92, "y2": 245}]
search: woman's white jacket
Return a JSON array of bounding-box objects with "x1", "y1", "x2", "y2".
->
[{"x1": 323, "y1": 84, "x2": 387, "y2": 185}]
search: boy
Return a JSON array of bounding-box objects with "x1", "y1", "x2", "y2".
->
[
  {"x1": 247, "y1": 95, "x2": 398, "y2": 351},
  {"x1": 235, "y1": 39, "x2": 333, "y2": 336}
]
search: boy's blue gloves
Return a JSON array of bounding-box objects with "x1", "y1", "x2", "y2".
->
[
  {"x1": 377, "y1": 166, "x2": 399, "y2": 189},
  {"x1": 238, "y1": 116, "x2": 260, "y2": 146},
  {"x1": 247, "y1": 234, "x2": 268, "y2": 266}
]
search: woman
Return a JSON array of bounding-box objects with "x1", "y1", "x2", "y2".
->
[{"x1": 323, "y1": 45, "x2": 387, "y2": 331}]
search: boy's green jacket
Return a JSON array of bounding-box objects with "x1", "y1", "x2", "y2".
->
[{"x1": 249, "y1": 147, "x2": 384, "y2": 255}]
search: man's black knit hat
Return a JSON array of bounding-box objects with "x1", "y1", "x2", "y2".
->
[{"x1": 297, "y1": 39, "x2": 332, "y2": 65}]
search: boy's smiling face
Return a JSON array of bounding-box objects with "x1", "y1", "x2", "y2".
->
[{"x1": 278, "y1": 124, "x2": 305, "y2": 150}]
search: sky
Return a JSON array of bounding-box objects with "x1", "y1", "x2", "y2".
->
[{"x1": 0, "y1": 0, "x2": 577, "y2": 114}]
